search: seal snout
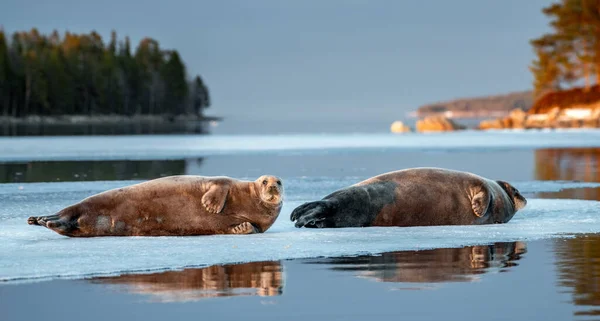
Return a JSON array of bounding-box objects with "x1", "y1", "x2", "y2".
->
[
  {"x1": 515, "y1": 196, "x2": 527, "y2": 211},
  {"x1": 267, "y1": 187, "x2": 282, "y2": 202}
]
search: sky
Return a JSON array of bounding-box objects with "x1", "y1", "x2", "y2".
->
[{"x1": 1, "y1": 0, "x2": 553, "y2": 133}]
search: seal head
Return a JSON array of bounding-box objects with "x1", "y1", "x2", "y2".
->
[
  {"x1": 496, "y1": 180, "x2": 527, "y2": 211},
  {"x1": 255, "y1": 175, "x2": 284, "y2": 205}
]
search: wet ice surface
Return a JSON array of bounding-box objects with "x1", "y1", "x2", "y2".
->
[
  {"x1": 1, "y1": 177, "x2": 599, "y2": 284},
  {"x1": 2, "y1": 129, "x2": 600, "y2": 161}
]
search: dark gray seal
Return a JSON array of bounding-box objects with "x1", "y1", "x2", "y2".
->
[{"x1": 290, "y1": 167, "x2": 527, "y2": 228}]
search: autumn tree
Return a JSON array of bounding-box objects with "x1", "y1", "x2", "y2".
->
[{"x1": 530, "y1": 0, "x2": 600, "y2": 96}]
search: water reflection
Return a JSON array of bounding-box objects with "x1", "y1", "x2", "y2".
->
[
  {"x1": 535, "y1": 148, "x2": 600, "y2": 200},
  {"x1": 0, "y1": 159, "x2": 202, "y2": 183},
  {"x1": 0, "y1": 122, "x2": 209, "y2": 136},
  {"x1": 555, "y1": 235, "x2": 600, "y2": 318},
  {"x1": 90, "y1": 261, "x2": 283, "y2": 303},
  {"x1": 305, "y1": 242, "x2": 526, "y2": 286}
]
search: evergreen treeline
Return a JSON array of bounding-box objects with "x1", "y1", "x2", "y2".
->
[
  {"x1": 0, "y1": 29, "x2": 210, "y2": 118},
  {"x1": 530, "y1": 0, "x2": 600, "y2": 97}
]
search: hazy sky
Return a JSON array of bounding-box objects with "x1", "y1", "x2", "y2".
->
[{"x1": 2, "y1": 0, "x2": 552, "y2": 133}]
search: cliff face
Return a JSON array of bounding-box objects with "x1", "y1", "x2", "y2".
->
[{"x1": 416, "y1": 91, "x2": 534, "y2": 118}]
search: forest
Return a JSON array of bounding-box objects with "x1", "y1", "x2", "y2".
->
[{"x1": 0, "y1": 29, "x2": 210, "y2": 118}]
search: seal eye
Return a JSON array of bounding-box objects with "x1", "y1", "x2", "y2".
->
[
  {"x1": 277, "y1": 180, "x2": 281, "y2": 186},
  {"x1": 262, "y1": 180, "x2": 267, "y2": 185}
]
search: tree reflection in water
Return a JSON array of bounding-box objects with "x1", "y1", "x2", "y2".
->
[
  {"x1": 0, "y1": 159, "x2": 202, "y2": 183},
  {"x1": 535, "y1": 148, "x2": 600, "y2": 200},
  {"x1": 555, "y1": 235, "x2": 600, "y2": 318},
  {"x1": 537, "y1": 149, "x2": 600, "y2": 318}
]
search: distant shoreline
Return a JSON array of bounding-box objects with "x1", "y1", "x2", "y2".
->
[
  {"x1": 0, "y1": 114, "x2": 222, "y2": 126},
  {"x1": 413, "y1": 90, "x2": 534, "y2": 119},
  {"x1": 407, "y1": 110, "x2": 511, "y2": 119}
]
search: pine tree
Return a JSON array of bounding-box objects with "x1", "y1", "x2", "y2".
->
[
  {"x1": 45, "y1": 47, "x2": 73, "y2": 115},
  {"x1": 161, "y1": 51, "x2": 188, "y2": 115},
  {"x1": 0, "y1": 30, "x2": 10, "y2": 116},
  {"x1": 134, "y1": 38, "x2": 163, "y2": 114},
  {"x1": 191, "y1": 75, "x2": 210, "y2": 115}
]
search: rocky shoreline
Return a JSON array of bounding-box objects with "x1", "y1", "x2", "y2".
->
[
  {"x1": 391, "y1": 106, "x2": 600, "y2": 133},
  {"x1": 478, "y1": 106, "x2": 600, "y2": 130},
  {"x1": 390, "y1": 116, "x2": 470, "y2": 133},
  {"x1": 400, "y1": 86, "x2": 600, "y2": 133}
]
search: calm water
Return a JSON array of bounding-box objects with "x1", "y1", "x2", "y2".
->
[
  {"x1": 1, "y1": 237, "x2": 599, "y2": 320},
  {"x1": 1, "y1": 134, "x2": 600, "y2": 321},
  {"x1": 0, "y1": 117, "x2": 486, "y2": 136}
]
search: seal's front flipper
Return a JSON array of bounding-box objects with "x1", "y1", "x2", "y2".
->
[
  {"x1": 228, "y1": 222, "x2": 259, "y2": 234},
  {"x1": 470, "y1": 189, "x2": 490, "y2": 218},
  {"x1": 201, "y1": 185, "x2": 229, "y2": 214},
  {"x1": 290, "y1": 201, "x2": 333, "y2": 228}
]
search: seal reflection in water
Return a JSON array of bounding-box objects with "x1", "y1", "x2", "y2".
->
[
  {"x1": 27, "y1": 175, "x2": 284, "y2": 237},
  {"x1": 91, "y1": 261, "x2": 283, "y2": 303},
  {"x1": 291, "y1": 167, "x2": 527, "y2": 228},
  {"x1": 307, "y1": 242, "x2": 527, "y2": 285}
]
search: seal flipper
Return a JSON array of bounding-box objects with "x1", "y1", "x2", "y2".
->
[
  {"x1": 470, "y1": 189, "x2": 490, "y2": 218},
  {"x1": 201, "y1": 184, "x2": 230, "y2": 214},
  {"x1": 46, "y1": 219, "x2": 70, "y2": 233},
  {"x1": 28, "y1": 214, "x2": 77, "y2": 235},
  {"x1": 27, "y1": 214, "x2": 60, "y2": 227},
  {"x1": 290, "y1": 201, "x2": 333, "y2": 228},
  {"x1": 228, "y1": 222, "x2": 259, "y2": 234}
]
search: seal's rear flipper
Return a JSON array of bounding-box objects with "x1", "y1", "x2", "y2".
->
[
  {"x1": 290, "y1": 201, "x2": 333, "y2": 228},
  {"x1": 27, "y1": 214, "x2": 60, "y2": 227},
  {"x1": 27, "y1": 216, "x2": 41, "y2": 226},
  {"x1": 27, "y1": 214, "x2": 74, "y2": 234},
  {"x1": 46, "y1": 220, "x2": 69, "y2": 232}
]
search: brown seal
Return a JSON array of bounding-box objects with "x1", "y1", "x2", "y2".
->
[
  {"x1": 291, "y1": 167, "x2": 527, "y2": 228},
  {"x1": 28, "y1": 175, "x2": 284, "y2": 237}
]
